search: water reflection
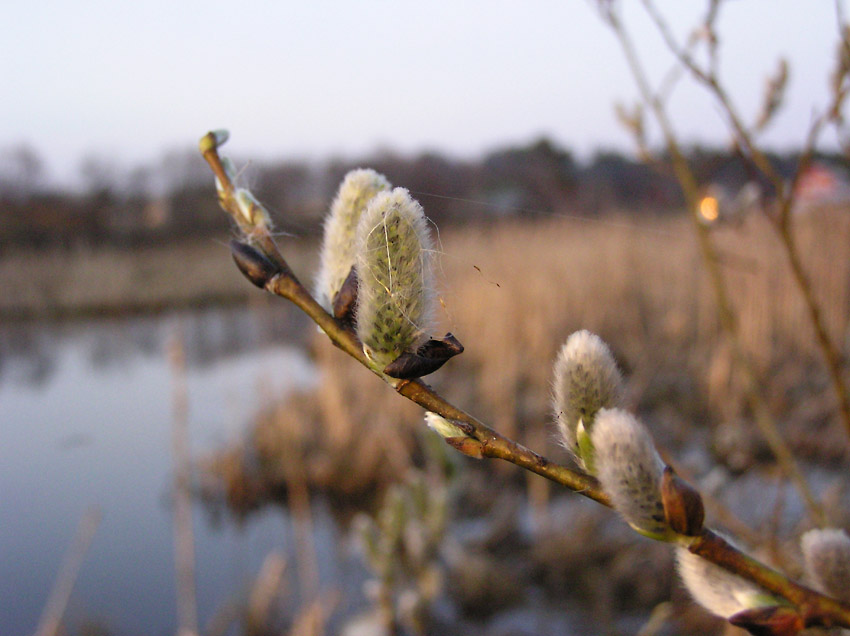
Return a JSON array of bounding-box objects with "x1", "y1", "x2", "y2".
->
[{"x1": 0, "y1": 303, "x2": 331, "y2": 636}]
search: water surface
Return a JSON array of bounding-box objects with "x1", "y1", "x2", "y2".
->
[{"x1": 0, "y1": 305, "x2": 359, "y2": 636}]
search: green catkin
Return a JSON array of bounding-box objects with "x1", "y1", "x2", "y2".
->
[
  {"x1": 355, "y1": 188, "x2": 434, "y2": 370},
  {"x1": 552, "y1": 330, "x2": 623, "y2": 472},
  {"x1": 315, "y1": 169, "x2": 391, "y2": 311}
]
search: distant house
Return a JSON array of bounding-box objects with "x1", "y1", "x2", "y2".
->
[{"x1": 792, "y1": 162, "x2": 850, "y2": 214}]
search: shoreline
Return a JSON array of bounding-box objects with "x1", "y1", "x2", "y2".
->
[{"x1": 0, "y1": 237, "x2": 319, "y2": 323}]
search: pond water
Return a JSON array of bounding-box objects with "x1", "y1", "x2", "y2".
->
[{"x1": 0, "y1": 304, "x2": 367, "y2": 636}]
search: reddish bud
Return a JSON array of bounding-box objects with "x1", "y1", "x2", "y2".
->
[{"x1": 662, "y1": 465, "x2": 704, "y2": 536}]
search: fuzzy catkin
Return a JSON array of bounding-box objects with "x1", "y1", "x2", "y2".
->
[
  {"x1": 801, "y1": 528, "x2": 850, "y2": 602},
  {"x1": 591, "y1": 408, "x2": 668, "y2": 538},
  {"x1": 355, "y1": 188, "x2": 434, "y2": 369},
  {"x1": 676, "y1": 543, "x2": 777, "y2": 618},
  {"x1": 552, "y1": 330, "x2": 622, "y2": 466},
  {"x1": 315, "y1": 169, "x2": 391, "y2": 311}
]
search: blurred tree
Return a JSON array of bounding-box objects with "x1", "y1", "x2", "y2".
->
[
  {"x1": 479, "y1": 137, "x2": 578, "y2": 217},
  {"x1": 0, "y1": 144, "x2": 46, "y2": 201}
]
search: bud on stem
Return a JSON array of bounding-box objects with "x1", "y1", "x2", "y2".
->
[
  {"x1": 661, "y1": 466, "x2": 704, "y2": 537},
  {"x1": 315, "y1": 169, "x2": 391, "y2": 312},
  {"x1": 355, "y1": 188, "x2": 435, "y2": 371},
  {"x1": 552, "y1": 330, "x2": 622, "y2": 471},
  {"x1": 591, "y1": 408, "x2": 670, "y2": 539},
  {"x1": 801, "y1": 528, "x2": 850, "y2": 603},
  {"x1": 676, "y1": 540, "x2": 781, "y2": 619}
]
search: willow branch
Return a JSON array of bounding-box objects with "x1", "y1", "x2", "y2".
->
[
  {"x1": 200, "y1": 133, "x2": 610, "y2": 505},
  {"x1": 689, "y1": 530, "x2": 850, "y2": 629},
  {"x1": 598, "y1": 4, "x2": 826, "y2": 526},
  {"x1": 639, "y1": 0, "x2": 850, "y2": 440},
  {"x1": 639, "y1": 0, "x2": 785, "y2": 192},
  {"x1": 199, "y1": 131, "x2": 850, "y2": 629}
]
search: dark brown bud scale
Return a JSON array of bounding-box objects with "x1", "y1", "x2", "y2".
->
[
  {"x1": 230, "y1": 240, "x2": 280, "y2": 289},
  {"x1": 729, "y1": 605, "x2": 804, "y2": 636},
  {"x1": 383, "y1": 333, "x2": 464, "y2": 379},
  {"x1": 333, "y1": 266, "x2": 359, "y2": 328}
]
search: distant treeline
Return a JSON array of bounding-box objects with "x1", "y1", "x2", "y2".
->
[{"x1": 0, "y1": 137, "x2": 845, "y2": 249}]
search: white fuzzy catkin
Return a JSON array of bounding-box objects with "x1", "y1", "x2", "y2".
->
[
  {"x1": 801, "y1": 528, "x2": 850, "y2": 602},
  {"x1": 591, "y1": 408, "x2": 668, "y2": 538},
  {"x1": 552, "y1": 330, "x2": 622, "y2": 467},
  {"x1": 676, "y1": 544, "x2": 777, "y2": 618},
  {"x1": 315, "y1": 169, "x2": 391, "y2": 311},
  {"x1": 355, "y1": 188, "x2": 434, "y2": 369}
]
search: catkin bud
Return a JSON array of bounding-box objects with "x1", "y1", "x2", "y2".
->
[
  {"x1": 355, "y1": 188, "x2": 435, "y2": 370},
  {"x1": 591, "y1": 408, "x2": 669, "y2": 539},
  {"x1": 198, "y1": 129, "x2": 230, "y2": 154},
  {"x1": 800, "y1": 528, "x2": 850, "y2": 602},
  {"x1": 661, "y1": 466, "x2": 704, "y2": 537},
  {"x1": 552, "y1": 330, "x2": 623, "y2": 472},
  {"x1": 234, "y1": 188, "x2": 271, "y2": 228},
  {"x1": 676, "y1": 543, "x2": 779, "y2": 618},
  {"x1": 425, "y1": 412, "x2": 469, "y2": 440},
  {"x1": 315, "y1": 169, "x2": 391, "y2": 311}
]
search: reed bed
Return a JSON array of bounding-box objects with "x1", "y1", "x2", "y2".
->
[{"x1": 205, "y1": 206, "x2": 850, "y2": 510}]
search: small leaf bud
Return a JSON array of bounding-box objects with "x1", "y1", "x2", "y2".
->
[
  {"x1": 425, "y1": 412, "x2": 469, "y2": 440},
  {"x1": 235, "y1": 188, "x2": 270, "y2": 228},
  {"x1": 383, "y1": 333, "x2": 463, "y2": 379},
  {"x1": 661, "y1": 466, "x2": 705, "y2": 537},
  {"x1": 198, "y1": 129, "x2": 229, "y2": 153},
  {"x1": 332, "y1": 266, "x2": 359, "y2": 327},
  {"x1": 230, "y1": 240, "x2": 279, "y2": 288},
  {"x1": 444, "y1": 436, "x2": 485, "y2": 459}
]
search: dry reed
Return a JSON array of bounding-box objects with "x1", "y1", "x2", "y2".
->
[
  {"x1": 205, "y1": 207, "x2": 850, "y2": 508},
  {"x1": 438, "y1": 210, "x2": 849, "y2": 448}
]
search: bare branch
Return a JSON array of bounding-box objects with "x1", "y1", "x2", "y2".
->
[
  {"x1": 199, "y1": 131, "x2": 850, "y2": 631},
  {"x1": 638, "y1": 0, "x2": 850, "y2": 441},
  {"x1": 595, "y1": 4, "x2": 827, "y2": 527}
]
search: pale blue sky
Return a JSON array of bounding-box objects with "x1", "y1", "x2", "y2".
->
[{"x1": 1, "y1": 1, "x2": 843, "y2": 185}]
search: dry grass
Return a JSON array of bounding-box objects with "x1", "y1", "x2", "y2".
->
[
  {"x1": 199, "y1": 339, "x2": 424, "y2": 516},
  {"x1": 432, "y1": 209, "x2": 850, "y2": 454},
  {"x1": 205, "y1": 207, "x2": 850, "y2": 510}
]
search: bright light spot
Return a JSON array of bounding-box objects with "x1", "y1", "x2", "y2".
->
[{"x1": 699, "y1": 196, "x2": 719, "y2": 222}]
